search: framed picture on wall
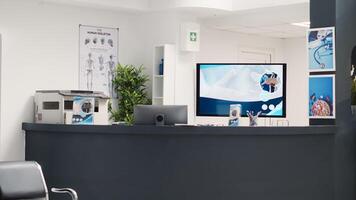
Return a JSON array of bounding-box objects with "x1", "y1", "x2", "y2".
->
[
  {"x1": 307, "y1": 27, "x2": 335, "y2": 72},
  {"x1": 79, "y1": 25, "x2": 119, "y2": 98},
  {"x1": 309, "y1": 75, "x2": 336, "y2": 119}
]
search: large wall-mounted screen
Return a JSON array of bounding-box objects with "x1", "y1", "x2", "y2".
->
[{"x1": 197, "y1": 63, "x2": 287, "y2": 117}]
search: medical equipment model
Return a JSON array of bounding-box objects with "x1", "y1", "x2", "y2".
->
[{"x1": 34, "y1": 90, "x2": 110, "y2": 125}]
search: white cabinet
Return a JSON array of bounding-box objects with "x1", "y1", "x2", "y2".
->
[{"x1": 152, "y1": 44, "x2": 176, "y2": 105}]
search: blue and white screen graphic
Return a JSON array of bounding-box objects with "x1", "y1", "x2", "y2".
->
[{"x1": 198, "y1": 64, "x2": 285, "y2": 117}]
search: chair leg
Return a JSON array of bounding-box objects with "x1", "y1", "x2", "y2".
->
[{"x1": 51, "y1": 187, "x2": 78, "y2": 200}]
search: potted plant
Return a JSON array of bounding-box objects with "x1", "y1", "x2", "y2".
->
[{"x1": 109, "y1": 64, "x2": 151, "y2": 125}]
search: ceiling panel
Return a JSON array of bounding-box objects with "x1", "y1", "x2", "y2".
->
[{"x1": 203, "y1": 2, "x2": 309, "y2": 38}]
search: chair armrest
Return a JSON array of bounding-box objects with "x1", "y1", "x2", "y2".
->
[{"x1": 51, "y1": 187, "x2": 78, "y2": 200}]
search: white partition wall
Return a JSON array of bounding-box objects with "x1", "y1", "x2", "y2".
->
[{"x1": 152, "y1": 44, "x2": 176, "y2": 105}]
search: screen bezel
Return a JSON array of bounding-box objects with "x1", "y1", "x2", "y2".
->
[{"x1": 196, "y1": 63, "x2": 287, "y2": 118}]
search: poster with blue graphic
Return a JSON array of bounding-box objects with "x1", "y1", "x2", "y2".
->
[
  {"x1": 72, "y1": 96, "x2": 94, "y2": 125},
  {"x1": 308, "y1": 27, "x2": 335, "y2": 72},
  {"x1": 309, "y1": 75, "x2": 335, "y2": 119},
  {"x1": 198, "y1": 64, "x2": 286, "y2": 117}
]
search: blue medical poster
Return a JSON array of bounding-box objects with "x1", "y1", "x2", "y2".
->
[
  {"x1": 308, "y1": 27, "x2": 335, "y2": 72},
  {"x1": 72, "y1": 96, "x2": 94, "y2": 125},
  {"x1": 228, "y1": 104, "x2": 241, "y2": 127},
  {"x1": 309, "y1": 75, "x2": 335, "y2": 118}
]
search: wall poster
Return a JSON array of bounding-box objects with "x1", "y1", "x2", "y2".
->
[
  {"x1": 79, "y1": 25, "x2": 118, "y2": 97},
  {"x1": 308, "y1": 27, "x2": 335, "y2": 72},
  {"x1": 309, "y1": 75, "x2": 336, "y2": 119}
]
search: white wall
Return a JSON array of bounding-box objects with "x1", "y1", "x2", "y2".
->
[
  {"x1": 282, "y1": 37, "x2": 309, "y2": 126},
  {"x1": 134, "y1": 13, "x2": 199, "y2": 124},
  {"x1": 197, "y1": 26, "x2": 285, "y2": 62},
  {"x1": 0, "y1": 0, "x2": 145, "y2": 160},
  {"x1": 136, "y1": 12, "x2": 183, "y2": 98}
]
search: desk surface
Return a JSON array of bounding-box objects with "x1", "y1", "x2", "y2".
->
[{"x1": 22, "y1": 123, "x2": 336, "y2": 136}]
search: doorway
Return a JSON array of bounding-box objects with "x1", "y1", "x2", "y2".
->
[{"x1": 238, "y1": 48, "x2": 273, "y2": 63}]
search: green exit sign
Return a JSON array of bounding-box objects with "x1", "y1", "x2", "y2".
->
[{"x1": 190, "y1": 32, "x2": 197, "y2": 42}]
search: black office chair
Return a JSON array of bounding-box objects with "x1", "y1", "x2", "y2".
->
[{"x1": 0, "y1": 161, "x2": 78, "y2": 200}]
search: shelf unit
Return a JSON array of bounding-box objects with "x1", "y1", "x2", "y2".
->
[{"x1": 152, "y1": 44, "x2": 176, "y2": 105}]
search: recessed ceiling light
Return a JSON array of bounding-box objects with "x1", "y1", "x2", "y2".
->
[{"x1": 291, "y1": 21, "x2": 310, "y2": 28}]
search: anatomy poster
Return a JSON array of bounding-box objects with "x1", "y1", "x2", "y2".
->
[
  {"x1": 79, "y1": 25, "x2": 118, "y2": 97},
  {"x1": 308, "y1": 27, "x2": 335, "y2": 72},
  {"x1": 309, "y1": 75, "x2": 335, "y2": 119}
]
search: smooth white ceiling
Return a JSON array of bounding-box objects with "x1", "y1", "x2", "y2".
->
[
  {"x1": 232, "y1": 0, "x2": 308, "y2": 11},
  {"x1": 41, "y1": 0, "x2": 150, "y2": 11},
  {"x1": 203, "y1": 3, "x2": 310, "y2": 39},
  {"x1": 40, "y1": 0, "x2": 310, "y2": 38},
  {"x1": 41, "y1": 0, "x2": 309, "y2": 12}
]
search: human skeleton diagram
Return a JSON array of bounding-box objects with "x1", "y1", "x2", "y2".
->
[
  {"x1": 107, "y1": 55, "x2": 116, "y2": 97},
  {"x1": 86, "y1": 53, "x2": 95, "y2": 90},
  {"x1": 98, "y1": 55, "x2": 105, "y2": 71}
]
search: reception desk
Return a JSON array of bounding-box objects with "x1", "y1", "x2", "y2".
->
[{"x1": 23, "y1": 123, "x2": 336, "y2": 200}]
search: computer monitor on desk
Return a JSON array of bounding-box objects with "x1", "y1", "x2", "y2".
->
[{"x1": 134, "y1": 105, "x2": 188, "y2": 126}]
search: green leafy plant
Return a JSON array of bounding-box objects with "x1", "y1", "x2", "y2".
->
[{"x1": 110, "y1": 64, "x2": 151, "y2": 124}]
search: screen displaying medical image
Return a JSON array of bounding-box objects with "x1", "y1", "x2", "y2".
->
[
  {"x1": 308, "y1": 27, "x2": 335, "y2": 72},
  {"x1": 197, "y1": 64, "x2": 286, "y2": 117},
  {"x1": 309, "y1": 75, "x2": 335, "y2": 118}
]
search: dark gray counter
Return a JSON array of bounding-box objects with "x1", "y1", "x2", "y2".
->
[
  {"x1": 23, "y1": 123, "x2": 336, "y2": 200},
  {"x1": 22, "y1": 123, "x2": 336, "y2": 135}
]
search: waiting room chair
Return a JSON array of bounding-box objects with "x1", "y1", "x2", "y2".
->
[{"x1": 0, "y1": 161, "x2": 78, "y2": 200}]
